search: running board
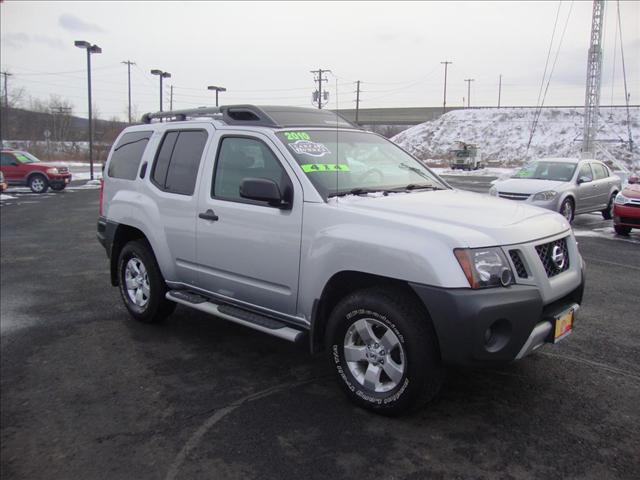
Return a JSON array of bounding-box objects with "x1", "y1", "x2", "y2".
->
[{"x1": 166, "y1": 291, "x2": 306, "y2": 343}]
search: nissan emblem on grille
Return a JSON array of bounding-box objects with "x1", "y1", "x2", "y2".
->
[{"x1": 551, "y1": 245, "x2": 565, "y2": 269}]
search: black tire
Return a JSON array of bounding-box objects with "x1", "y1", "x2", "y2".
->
[
  {"x1": 601, "y1": 193, "x2": 616, "y2": 220},
  {"x1": 28, "y1": 174, "x2": 49, "y2": 193},
  {"x1": 559, "y1": 198, "x2": 574, "y2": 223},
  {"x1": 51, "y1": 184, "x2": 66, "y2": 191},
  {"x1": 325, "y1": 286, "x2": 444, "y2": 416},
  {"x1": 614, "y1": 225, "x2": 631, "y2": 235},
  {"x1": 117, "y1": 239, "x2": 176, "y2": 323}
]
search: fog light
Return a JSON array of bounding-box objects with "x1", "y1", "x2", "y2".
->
[{"x1": 484, "y1": 318, "x2": 512, "y2": 353}]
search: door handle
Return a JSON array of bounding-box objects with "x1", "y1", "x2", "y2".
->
[{"x1": 198, "y1": 209, "x2": 219, "y2": 221}]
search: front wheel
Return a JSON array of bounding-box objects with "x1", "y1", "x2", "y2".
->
[
  {"x1": 602, "y1": 193, "x2": 616, "y2": 220},
  {"x1": 325, "y1": 287, "x2": 444, "y2": 416},
  {"x1": 614, "y1": 225, "x2": 631, "y2": 235},
  {"x1": 29, "y1": 174, "x2": 49, "y2": 193},
  {"x1": 560, "y1": 198, "x2": 574, "y2": 223},
  {"x1": 117, "y1": 239, "x2": 176, "y2": 323}
]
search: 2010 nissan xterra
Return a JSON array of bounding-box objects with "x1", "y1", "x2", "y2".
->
[{"x1": 97, "y1": 105, "x2": 585, "y2": 415}]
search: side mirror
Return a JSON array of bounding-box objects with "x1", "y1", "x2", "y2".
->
[
  {"x1": 240, "y1": 177, "x2": 289, "y2": 208},
  {"x1": 628, "y1": 175, "x2": 639, "y2": 185},
  {"x1": 577, "y1": 176, "x2": 592, "y2": 185}
]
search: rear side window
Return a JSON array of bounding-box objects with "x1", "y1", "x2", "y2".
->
[
  {"x1": 1, "y1": 153, "x2": 16, "y2": 165},
  {"x1": 591, "y1": 163, "x2": 608, "y2": 180},
  {"x1": 151, "y1": 130, "x2": 208, "y2": 195},
  {"x1": 108, "y1": 131, "x2": 152, "y2": 180}
]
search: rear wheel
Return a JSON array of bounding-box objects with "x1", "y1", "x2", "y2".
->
[
  {"x1": 601, "y1": 193, "x2": 616, "y2": 220},
  {"x1": 28, "y1": 174, "x2": 49, "y2": 193},
  {"x1": 117, "y1": 239, "x2": 176, "y2": 323},
  {"x1": 560, "y1": 198, "x2": 574, "y2": 223},
  {"x1": 614, "y1": 225, "x2": 631, "y2": 235},
  {"x1": 326, "y1": 287, "x2": 444, "y2": 416}
]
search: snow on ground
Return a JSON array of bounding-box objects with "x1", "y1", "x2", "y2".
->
[
  {"x1": 72, "y1": 171, "x2": 103, "y2": 181},
  {"x1": 0, "y1": 194, "x2": 17, "y2": 200},
  {"x1": 392, "y1": 107, "x2": 639, "y2": 168},
  {"x1": 573, "y1": 227, "x2": 640, "y2": 244}
]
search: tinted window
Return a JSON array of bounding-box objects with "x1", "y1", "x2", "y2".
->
[
  {"x1": 165, "y1": 131, "x2": 208, "y2": 195},
  {"x1": 592, "y1": 163, "x2": 608, "y2": 180},
  {"x1": 1, "y1": 153, "x2": 16, "y2": 166},
  {"x1": 213, "y1": 137, "x2": 290, "y2": 203},
  {"x1": 578, "y1": 163, "x2": 593, "y2": 181},
  {"x1": 108, "y1": 131, "x2": 152, "y2": 180},
  {"x1": 151, "y1": 131, "x2": 179, "y2": 188}
]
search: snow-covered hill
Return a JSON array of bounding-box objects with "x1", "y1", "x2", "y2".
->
[{"x1": 392, "y1": 107, "x2": 639, "y2": 168}]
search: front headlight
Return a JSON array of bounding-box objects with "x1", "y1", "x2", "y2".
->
[
  {"x1": 614, "y1": 193, "x2": 629, "y2": 205},
  {"x1": 46, "y1": 168, "x2": 59, "y2": 174},
  {"x1": 454, "y1": 247, "x2": 513, "y2": 289},
  {"x1": 532, "y1": 190, "x2": 557, "y2": 201},
  {"x1": 489, "y1": 186, "x2": 498, "y2": 196}
]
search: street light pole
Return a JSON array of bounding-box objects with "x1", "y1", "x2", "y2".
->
[
  {"x1": 151, "y1": 69, "x2": 171, "y2": 112},
  {"x1": 207, "y1": 86, "x2": 227, "y2": 107},
  {"x1": 75, "y1": 40, "x2": 101, "y2": 181}
]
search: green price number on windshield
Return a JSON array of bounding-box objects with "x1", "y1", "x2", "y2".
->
[{"x1": 284, "y1": 132, "x2": 311, "y2": 141}]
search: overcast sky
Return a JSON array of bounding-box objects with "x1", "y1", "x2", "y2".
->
[{"x1": 1, "y1": 1, "x2": 638, "y2": 121}]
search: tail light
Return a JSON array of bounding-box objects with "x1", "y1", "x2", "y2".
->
[{"x1": 99, "y1": 179, "x2": 105, "y2": 216}]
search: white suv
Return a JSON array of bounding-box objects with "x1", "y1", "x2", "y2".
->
[{"x1": 98, "y1": 105, "x2": 585, "y2": 415}]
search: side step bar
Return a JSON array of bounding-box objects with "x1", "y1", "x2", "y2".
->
[{"x1": 166, "y1": 291, "x2": 306, "y2": 343}]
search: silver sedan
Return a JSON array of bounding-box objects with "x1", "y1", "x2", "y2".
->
[{"x1": 489, "y1": 158, "x2": 622, "y2": 222}]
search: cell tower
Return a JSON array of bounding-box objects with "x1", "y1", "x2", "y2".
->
[{"x1": 582, "y1": 0, "x2": 605, "y2": 157}]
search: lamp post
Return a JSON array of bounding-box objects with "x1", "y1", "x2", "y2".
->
[
  {"x1": 207, "y1": 86, "x2": 226, "y2": 107},
  {"x1": 74, "y1": 40, "x2": 101, "y2": 181},
  {"x1": 151, "y1": 69, "x2": 171, "y2": 111}
]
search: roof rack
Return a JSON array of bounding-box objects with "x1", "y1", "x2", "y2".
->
[{"x1": 141, "y1": 105, "x2": 356, "y2": 129}]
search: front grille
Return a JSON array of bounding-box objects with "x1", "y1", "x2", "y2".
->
[
  {"x1": 509, "y1": 250, "x2": 528, "y2": 278},
  {"x1": 535, "y1": 238, "x2": 570, "y2": 277},
  {"x1": 498, "y1": 192, "x2": 530, "y2": 201},
  {"x1": 620, "y1": 217, "x2": 640, "y2": 225}
]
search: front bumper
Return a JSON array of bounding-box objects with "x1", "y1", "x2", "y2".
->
[
  {"x1": 49, "y1": 174, "x2": 72, "y2": 187},
  {"x1": 613, "y1": 203, "x2": 640, "y2": 228},
  {"x1": 410, "y1": 276, "x2": 584, "y2": 368}
]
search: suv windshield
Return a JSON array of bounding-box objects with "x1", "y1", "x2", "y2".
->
[
  {"x1": 276, "y1": 130, "x2": 446, "y2": 198},
  {"x1": 512, "y1": 161, "x2": 577, "y2": 181},
  {"x1": 14, "y1": 152, "x2": 41, "y2": 164}
]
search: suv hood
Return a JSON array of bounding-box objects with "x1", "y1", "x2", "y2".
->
[
  {"x1": 330, "y1": 189, "x2": 570, "y2": 247},
  {"x1": 494, "y1": 178, "x2": 567, "y2": 194}
]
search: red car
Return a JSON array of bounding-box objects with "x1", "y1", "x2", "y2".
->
[
  {"x1": 0, "y1": 149, "x2": 72, "y2": 193},
  {"x1": 613, "y1": 175, "x2": 640, "y2": 235}
]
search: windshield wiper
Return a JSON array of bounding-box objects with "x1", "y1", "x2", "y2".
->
[{"x1": 328, "y1": 187, "x2": 389, "y2": 198}]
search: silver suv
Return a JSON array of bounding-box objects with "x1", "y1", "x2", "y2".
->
[{"x1": 98, "y1": 105, "x2": 585, "y2": 415}]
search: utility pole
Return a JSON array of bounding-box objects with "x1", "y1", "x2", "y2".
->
[
  {"x1": 310, "y1": 68, "x2": 331, "y2": 109},
  {"x1": 122, "y1": 60, "x2": 135, "y2": 123},
  {"x1": 582, "y1": 0, "x2": 605, "y2": 156},
  {"x1": 51, "y1": 106, "x2": 72, "y2": 141},
  {"x1": 355, "y1": 80, "x2": 361, "y2": 125},
  {"x1": 498, "y1": 74, "x2": 502, "y2": 108},
  {"x1": 464, "y1": 78, "x2": 475, "y2": 107},
  {"x1": 170, "y1": 85, "x2": 174, "y2": 111},
  {"x1": 0, "y1": 71, "x2": 11, "y2": 148},
  {"x1": 440, "y1": 61, "x2": 452, "y2": 114}
]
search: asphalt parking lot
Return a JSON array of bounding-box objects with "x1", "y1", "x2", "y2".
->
[{"x1": 1, "y1": 178, "x2": 639, "y2": 480}]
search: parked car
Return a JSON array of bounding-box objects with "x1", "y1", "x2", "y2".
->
[
  {"x1": 0, "y1": 170, "x2": 7, "y2": 192},
  {"x1": 613, "y1": 175, "x2": 640, "y2": 235},
  {"x1": 0, "y1": 149, "x2": 72, "y2": 193},
  {"x1": 98, "y1": 105, "x2": 585, "y2": 415},
  {"x1": 489, "y1": 158, "x2": 621, "y2": 222}
]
